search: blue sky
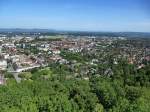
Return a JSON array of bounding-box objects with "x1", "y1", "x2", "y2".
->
[{"x1": 0, "y1": 0, "x2": 150, "y2": 32}]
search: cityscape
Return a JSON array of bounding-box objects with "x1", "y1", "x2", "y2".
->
[
  {"x1": 0, "y1": 31, "x2": 150, "y2": 85},
  {"x1": 0, "y1": 30, "x2": 150, "y2": 112},
  {"x1": 0, "y1": 0, "x2": 150, "y2": 112}
]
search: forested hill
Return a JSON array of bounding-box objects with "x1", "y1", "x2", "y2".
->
[{"x1": 0, "y1": 61, "x2": 150, "y2": 112}]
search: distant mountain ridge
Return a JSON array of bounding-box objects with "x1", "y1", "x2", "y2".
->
[
  {"x1": 0, "y1": 28, "x2": 56, "y2": 32},
  {"x1": 0, "y1": 28, "x2": 150, "y2": 38}
]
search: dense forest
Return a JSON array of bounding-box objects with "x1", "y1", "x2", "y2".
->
[{"x1": 0, "y1": 60, "x2": 150, "y2": 112}]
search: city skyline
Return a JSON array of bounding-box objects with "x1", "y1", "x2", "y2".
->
[{"x1": 0, "y1": 0, "x2": 150, "y2": 32}]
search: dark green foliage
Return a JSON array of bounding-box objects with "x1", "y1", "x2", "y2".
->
[
  {"x1": 91, "y1": 78, "x2": 117, "y2": 109},
  {"x1": 60, "y1": 51, "x2": 88, "y2": 63},
  {"x1": 125, "y1": 86, "x2": 142, "y2": 102}
]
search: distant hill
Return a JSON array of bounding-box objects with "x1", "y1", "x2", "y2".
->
[
  {"x1": 0, "y1": 28, "x2": 150, "y2": 38},
  {"x1": 0, "y1": 28, "x2": 56, "y2": 33}
]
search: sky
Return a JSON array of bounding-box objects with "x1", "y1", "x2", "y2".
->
[{"x1": 0, "y1": 0, "x2": 150, "y2": 32}]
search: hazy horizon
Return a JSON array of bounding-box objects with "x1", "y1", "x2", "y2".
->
[{"x1": 0, "y1": 0, "x2": 150, "y2": 32}]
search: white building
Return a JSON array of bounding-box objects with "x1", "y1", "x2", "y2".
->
[{"x1": 0, "y1": 60, "x2": 7, "y2": 70}]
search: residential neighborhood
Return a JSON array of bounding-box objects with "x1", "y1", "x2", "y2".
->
[{"x1": 0, "y1": 32, "x2": 150, "y2": 85}]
